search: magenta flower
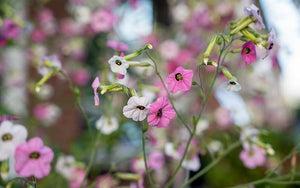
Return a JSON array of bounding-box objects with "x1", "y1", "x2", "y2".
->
[
  {"x1": 263, "y1": 28, "x2": 275, "y2": 59},
  {"x1": 91, "y1": 9, "x2": 115, "y2": 32},
  {"x1": 147, "y1": 97, "x2": 175, "y2": 128},
  {"x1": 166, "y1": 66, "x2": 193, "y2": 93},
  {"x1": 92, "y1": 77, "x2": 100, "y2": 106},
  {"x1": 239, "y1": 146, "x2": 266, "y2": 169},
  {"x1": 14, "y1": 137, "x2": 54, "y2": 179},
  {"x1": 106, "y1": 40, "x2": 128, "y2": 51},
  {"x1": 241, "y1": 41, "x2": 257, "y2": 65},
  {"x1": 148, "y1": 151, "x2": 165, "y2": 170},
  {"x1": 1, "y1": 19, "x2": 20, "y2": 39},
  {"x1": 0, "y1": 35, "x2": 7, "y2": 47}
]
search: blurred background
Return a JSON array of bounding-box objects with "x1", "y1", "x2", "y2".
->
[{"x1": 1, "y1": 0, "x2": 300, "y2": 187}]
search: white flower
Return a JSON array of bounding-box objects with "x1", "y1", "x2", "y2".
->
[
  {"x1": 96, "y1": 116, "x2": 119, "y2": 135},
  {"x1": 208, "y1": 140, "x2": 223, "y2": 154},
  {"x1": 196, "y1": 119, "x2": 209, "y2": 135},
  {"x1": 108, "y1": 56, "x2": 129, "y2": 75},
  {"x1": 182, "y1": 157, "x2": 201, "y2": 172},
  {"x1": 222, "y1": 80, "x2": 241, "y2": 92},
  {"x1": 164, "y1": 142, "x2": 180, "y2": 159},
  {"x1": 38, "y1": 55, "x2": 62, "y2": 76},
  {"x1": 0, "y1": 121, "x2": 27, "y2": 161},
  {"x1": 240, "y1": 127, "x2": 260, "y2": 149},
  {"x1": 55, "y1": 155, "x2": 76, "y2": 179},
  {"x1": 123, "y1": 96, "x2": 150, "y2": 121},
  {"x1": 73, "y1": 6, "x2": 91, "y2": 25}
]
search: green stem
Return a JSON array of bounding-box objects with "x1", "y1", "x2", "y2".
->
[
  {"x1": 181, "y1": 141, "x2": 241, "y2": 187},
  {"x1": 35, "y1": 69, "x2": 55, "y2": 92},
  {"x1": 145, "y1": 52, "x2": 192, "y2": 134},
  {"x1": 33, "y1": 176, "x2": 38, "y2": 188}
]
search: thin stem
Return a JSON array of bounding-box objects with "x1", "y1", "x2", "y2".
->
[
  {"x1": 33, "y1": 176, "x2": 38, "y2": 188},
  {"x1": 80, "y1": 132, "x2": 101, "y2": 188},
  {"x1": 197, "y1": 65, "x2": 206, "y2": 100},
  {"x1": 145, "y1": 52, "x2": 192, "y2": 134},
  {"x1": 182, "y1": 141, "x2": 241, "y2": 187},
  {"x1": 142, "y1": 124, "x2": 155, "y2": 188}
]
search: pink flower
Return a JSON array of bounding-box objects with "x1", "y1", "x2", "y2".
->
[
  {"x1": 0, "y1": 35, "x2": 7, "y2": 47},
  {"x1": 71, "y1": 68, "x2": 90, "y2": 86},
  {"x1": 14, "y1": 137, "x2": 54, "y2": 179},
  {"x1": 1, "y1": 19, "x2": 20, "y2": 39},
  {"x1": 131, "y1": 157, "x2": 146, "y2": 174},
  {"x1": 215, "y1": 107, "x2": 232, "y2": 130},
  {"x1": 147, "y1": 97, "x2": 175, "y2": 128},
  {"x1": 92, "y1": 77, "x2": 100, "y2": 106},
  {"x1": 239, "y1": 146, "x2": 266, "y2": 169},
  {"x1": 91, "y1": 9, "x2": 115, "y2": 32},
  {"x1": 37, "y1": 9, "x2": 54, "y2": 25},
  {"x1": 31, "y1": 29, "x2": 46, "y2": 43},
  {"x1": 106, "y1": 40, "x2": 128, "y2": 51},
  {"x1": 148, "y1": 151, "x2": 165, "y2": 170},
  {"x1": 166, "y1": 66, "x2": 193, "y2": 93},
  {"x1": 241, "y1": 41, "x2": 257, "y2": 65},
  {"x1": 159, "y1": 40, "x2": 179, "y2": 60},
  {"x1": 95, "y1": 174, "x2": 117, "y2": 188},
  {"x1": 69, "y1": 168, "x2": 86, "y2": 188}
]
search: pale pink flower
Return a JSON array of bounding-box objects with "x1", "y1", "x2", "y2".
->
[
  {"x1": 215, "y1": 107, "x2": 232, "y2": 129},
  {"x1": 1, "y1": 19, "x2": 20, "y2": 39},
  {"x1": 159, "y1": 40, "x2": 179, "y2": 60},
  {"x1": 37, "y1": 9, "x2": 54, "y2": 25},
  {"x1": 33, "y1": 103, "x2": 61, "y2": 126},
  {"x1": 131, "y1": 157, "x2": 146, "y2": 174},
  {"x1": 241, "y1": 41, "x2": 257, "y2": 65},
  {"x1": 71, "y1": 68, "x2": 90, "y2": 86},
  {"x1": 31, "y1": 29, "x2": 46, "y2": 43},
  {"x1": 91, "y1": 9, "x2": 115, "y2": 32},
  {"x1": 106, "y1": 40, "x2": 128, "y2": 51},
  {"x1": 95, "y1": 174, "x2": 117, "y2": 188},
  {"x1": 166, "y1": 66, "x2": 193, "y2": 93},
  {"x1": 92, "y1": 77, "x2": 100, "y2": 106},
  {"x1": 148, "y1": 151, "x2": 165, "y2": 170},
  {"x1": 14, "y1": 137, "x2": 54, "y2": 179},
  {"x1": 147, "y1": 97, "x2": 175, "y2": 128},
  {"x1": 239, "y1": 146, "x2": 266, "y2": 169},
  {"x1": 69, "y1": 168, "x2": 86, "y2": 188}
]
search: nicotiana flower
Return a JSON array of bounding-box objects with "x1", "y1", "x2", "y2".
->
[
  {"x1": 244, "y1": 4, "x2": 265, "y2": 30},
  {"x1": 165, "y1": 142, "x2": 181, "y2": 159},
  {"x1": 222, "y1": 80, "x2": 241, "y2": 92},
  {"x1": 69, "y1": 168, "x2": 86, "y2": 188},
  {"x1": 96, "y1": 116, "x2": 119, "y2": 135},
  {"x1": 106, "y1": 40, "x2": 129, "y2": 51},
  {"x1": 148, "y1": 151, "x2": 165, "y2": 171},
  {"x1": 263, "y1": 28, "x2": 275, "y2": 59},
  {"x1": 166, "y1": 66, "x2": 193, "y2": 93},
  {"x1": 1, "y1": 19, "x2": 21, "y2": 39},
  {"x1": 14, "y1": 137, "x2": 54, "y2": 179},
  {"x1": 240, "y1": 127, "x2": 260, "y2": 149},
  {"x1": 55, "y1": 155, "x2": 76, "y2": 179},
  {"x1": 182, "y1": 156, "x2": 201, "y2": 172},
  {"x1": 241, "y1": 41, "x2": 257, "y2": 65},
  {"x1": 92, "y1": 77, "x2": 100, "y2": 106},
  {"x1": 123, "y1": 96, "x2": 150, "y2": 121},
  {"x1": 147, "y1": 97, "x2": 176, "y2": 128},
  {"x1": 239, "y1": 146, "x2": 266, "y2": 169},
  {"x1": 90, "y1": 9, "x2": 115, "y2": 32},
  {"x1": 159, "y1": 40, "x2": 179, "y2": 60},
  {"x1": 95, "y1": 174, "x2": 117, "y2": 188},
  {"x1": 0, "y1": 121, "x2": 27, "y2": 161},
  {"x1": 38, "y1": 55, "x2": 62, "y2": 76},
  {"x1": 108, "y1": 55, "x2": 129, "y2": 75}
]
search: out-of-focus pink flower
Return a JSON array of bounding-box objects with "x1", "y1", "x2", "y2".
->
[
  {"x1": 142, "y1": 34, "x2": 158, "y2": 48},
  {"x1": 14, "y1": 137, "x2": 54, "y2": 179},
  {"x1": 69, "y1": 168, "x2": 86, "y2": 188},
  {"x1": 147, "y1": 129, "x2": 158, "y2": 147},
  {"x1": 147, "y1": 97, "x2": 175, "y2": 128},
  {"x1": 159, "y1": 40, "x2": 179, "y2": 60},
  {"x1": 31, "y1": 29, "x2": 46, "y2": 43},
  {"x1": 95, "y1": 174, "x2": 117, "y2": 188},
  {"x1": 33, "y1": 103, "x2": 61, "y2": 126},
  {"x1": 239, "y1": 146, "x2": 266, "y2": 169},
  {"x1": 60, "y1": 19, "x2": 77, "y2": 35},
  {"x1": 166, "y1": 50, "x2": 193, "y2": 73},
  {"x1": 148, "y1": 151, "x2": 165, "y2": 170},
  {"x1": 71, "y1": 68, "x2": 90, "y2": 86},
  {"x1": 215, "y1": 107, "x2": 232, "y2": 129},
  {"x1": 91, "y1": 9, "x2": 115, "y2": 32},
  {"x1": 0, "y1": 35, "x2": 7, "y2": 47},
  {"x1": 241, "y1": 41, "x2": 257, "y2": 65},
  {"x1": 131, "y1": 157, "x2": 146, "y2": 174},
  {"x1": 106, "y1": 40, "x2": 128, "y2": 51},
  {"x1": 166, "y1": 66, "x2": 193, "y2": 93},
  {"x1": 1, "y1": 19, "x2": 20, "y2": 39},
  {"x1": 92, "y1": 77, "x2": 100, "y2": 106},
  {"x1": 37, "y1": 9, "x2": 54, "y2": 25}
]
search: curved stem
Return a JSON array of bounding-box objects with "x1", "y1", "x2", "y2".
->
[{"x1": 145, "y1": 52, "x2": 192, "y2": 134}]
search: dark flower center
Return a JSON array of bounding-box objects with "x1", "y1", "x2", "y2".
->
[
  {"x1": 29, "y1": 152, "x2": 40, "y2": 159},
  {"x1": 268, "y1": 43, "x2": 274, "y2": 50},
  {"x1": 157, "y1": 108, "x2": 163, "y2": 117},
  {"x1": 229, "y1": 81, "x2": 236, "y2": 85},
  {"x1": 136, "y1": 105, "x2": 145, "y2": 110},
  {"x1": 175, "y1": 73, "x2": 183, "y2": 81},
  {"x1": 2, "y1": 133, "x2": 13, "y2": 141},
  {"x1": 115, "y1": 60, "x2": 122, "y2": 66},
  {"x1": 243, "y1": 47, "x2": 251, "y2": 54}
]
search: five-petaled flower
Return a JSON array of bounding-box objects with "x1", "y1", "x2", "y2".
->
[
  {"x1": 108, "y1": 55, "x2": 129, "y2": 75},
  {"x1": 123, "y1": 96, "x2": 150, "y2": 121},
  {"x1": 147, "y1": 97, "x2": 176, "y2": 128},
  {"x1": 92, "y1": 77, "x2": 101, "y2": 106},
  {"x1": 241, "y1": 41, "x2": 257, "y2": 65},
  {"x1": 14, "y1": 137, "x2": 54, "y2": 179},
  {"x1": 166, "y1": 66, "x2": 193, "y2": 93}
]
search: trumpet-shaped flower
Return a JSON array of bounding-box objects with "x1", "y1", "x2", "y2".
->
[
  {"x1": 96, "y1": 116, "x2": 119, "y2": 135},
  {"x1": 244, "y1": 4, "x2": 265, "y2": 30},
  {"x1": 239, "y1": 146, "x2": 266, "y2": 169},
  {"x1": 14, "y1": 137, "x2": 54, "y2": 179},
  {"x1": 263, "y1": 28, "x2": 275, "y2": 59},
  {"x1": 123, "y1": 96, "x2": 150, "y2": 121},
  {"x1": 241, "y1": 41, "x2": 257, "y2": 65},
  {"x1": 92, "y1": 77, "x2": 100, "y2": 106},
  {"x1": 0, "y1": 121, "x2": 27, "y2": 161},
  {"x1": 38, "y1": 55, "x2": 62, "y2": 76},
  {"x1": 166, "y1": 66, "x2": 193, "y2": 93},
  {"x1": 222, "y1": 80, "x2": 242, "y2": 92},
  {"x1": 108, "y1": 55, "x2": 129, "y2": 75},
  {"x1": 147, "y1": 97, "x2": 175, "y2": 128}
]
